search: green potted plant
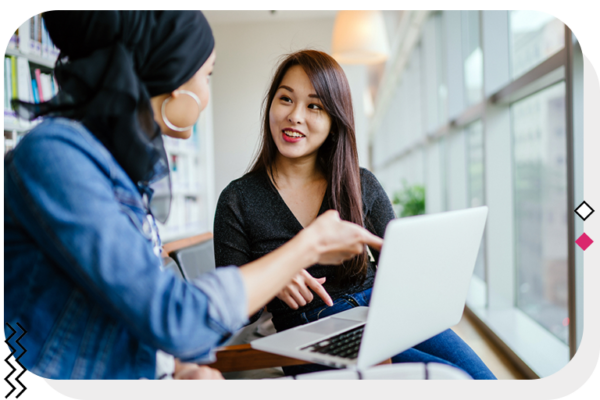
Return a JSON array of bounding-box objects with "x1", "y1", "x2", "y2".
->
[{"x1": 392, "y1": 181, "x2": 426, "y2": 217}]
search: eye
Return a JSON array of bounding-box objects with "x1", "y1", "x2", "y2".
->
[
  {"x1": 308, "y1": 103, "x2": 323, "y2": 110},
  {"x1": 279, "y1": 95, "x2": 292, "y2": 103}
]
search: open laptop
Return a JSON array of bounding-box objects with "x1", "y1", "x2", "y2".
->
[{"x1": 251, "y1": 206, "x2": 488, "y2": 371}]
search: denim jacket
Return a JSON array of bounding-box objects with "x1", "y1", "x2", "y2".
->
[{"x1": 4, "y1": 118, "x2": 248, "y2": 379}]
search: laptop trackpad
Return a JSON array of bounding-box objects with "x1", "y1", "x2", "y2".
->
[{"x1": 298, "y1": 317, "x2": 359, "y2": 335}]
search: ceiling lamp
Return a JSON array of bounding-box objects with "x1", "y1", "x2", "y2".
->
[{"x1": 332, "y1": 11, "x2": 391, "y2": 65}]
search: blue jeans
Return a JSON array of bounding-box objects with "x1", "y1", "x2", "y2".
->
[{"x1": 276, "y1": 288, "x2": 497, "y2": 380}]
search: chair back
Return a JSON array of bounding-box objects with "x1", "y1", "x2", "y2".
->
[
  {"x1": 161, "y1": 256, "x2": 185, "y2": 280},
  {"x1": 163, "y1": 232, "x2": 215, "y2": 281}
]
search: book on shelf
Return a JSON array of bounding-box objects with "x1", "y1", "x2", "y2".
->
[
  {"x1": 39, "y1": 17, "x2": 57, "y2": 59},
  {"x1": 10, "y1": 56, "x2": 18, "y2": 99},
  {"x1": 4, "y1": 57, "x2": 16, "y2": 130},
  {"x1": 31, "y1": 14, "x2": 39, "y2": 54},
  {"x1": 156, "y1": 146, "x2": 205, "y2": 240},
  {"x1": 7, "y1": 32, "x2": 18, "y2": 50},
  {"x1": 4, "y1": 58, "x2": 12, "y2": 113},
  {"x1": 169, "y1": 153, "x2": 203, "y2": 194},
  {"x1": 40, "y1": 73, "x2": 53, "y2": 99},
  {"x1": 34, "y1": 68, "x2": 44, "y2": 102},
  {"x1": 31, "y1": 79, "x2": 40, "y2": 103},
  {"x1": 169, "y1": 154, "x2": 187, "y2": 192},
  {"x1": 16, "y1": 57, "x2": 32, "y2": 103},
  {"x1": 4, "y1": 56, "x2": 59, "y2": 120},
  {"x1": 15, "y1": 15, "x2": 59, "y2": 60},
  {"x1": 191, "y1": 123, "x2": 201, "y2": 147},
  {"x1": 4, "y1": 58, "x2": 16, "y2": 124},
  {"x1": 18, "y1": 19, "x2": 30, "y2": 55}
]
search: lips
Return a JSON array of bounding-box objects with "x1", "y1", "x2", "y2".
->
[{"x1": 282, "y1": 128, "x2": 305, "y2": 143}]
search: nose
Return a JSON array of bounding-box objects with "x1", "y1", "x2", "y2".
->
[{"x1": 287, "y1": 105, "x2": 304, "y2": 125}]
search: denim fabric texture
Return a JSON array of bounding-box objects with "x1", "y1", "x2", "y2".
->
[
  {"x1": 280, "y1": 288, "x2": 497, "y2": 380},
  {"x1": 4, "y1": 118, "x2": 248, "y2": 379}
]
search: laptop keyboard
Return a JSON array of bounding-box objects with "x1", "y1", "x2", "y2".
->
[{"x1": 301, "y1": 325, "x2": 365, "y2": 359}]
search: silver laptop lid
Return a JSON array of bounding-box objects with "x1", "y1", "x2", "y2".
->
[{"x1": 356, "y1": 206, "x2": 488, "y2": 370}]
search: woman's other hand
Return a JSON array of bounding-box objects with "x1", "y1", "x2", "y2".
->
[
  {"x1": 173, "y1": 361, "x2": 224, "y2": 380},
  {"x1": 276, "y1": 270, "x2": 333, "y2": 310},
  {"x1": 238, "y1": 210, "x2": 383, "y2": 316},
  {"x1": 303, "y1": 210, "x2": 383, "y2": 266}
]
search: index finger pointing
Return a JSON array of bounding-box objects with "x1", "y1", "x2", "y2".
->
[
  {"x1": 361, "y1": 230, "x2": 383, "y2": 251},
  {"x1": 305, "y1": 275, "x2": 333, "y2": 307}
]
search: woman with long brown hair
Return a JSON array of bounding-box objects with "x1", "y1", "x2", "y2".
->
[{"x1": 213, "y1": 50, "x2": 495, "y2": 379}]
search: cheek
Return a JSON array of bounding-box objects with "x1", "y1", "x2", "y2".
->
[
  {"x1": 269, "y1": 105, "x2": 282, "y2": 133},
  {"x1": 198, "y1": 81, "x2": 209, "y2": 111},
  {"x1": 310, "y1": 114, "x2": 332, "y2": 138}
]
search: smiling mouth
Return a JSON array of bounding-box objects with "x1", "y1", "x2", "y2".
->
[{"x1": 283, "y1": 130, "x2": 305, "y2": 138}]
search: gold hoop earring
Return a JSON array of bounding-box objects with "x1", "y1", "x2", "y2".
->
[{"x1": 161, "y1": 90, "x2": 202, "y2": 132}]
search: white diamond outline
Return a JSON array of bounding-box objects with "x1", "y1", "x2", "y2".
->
[
  {"x1": 576, "y1": 204, "x2": 592, "y2": 217},
  {"x1": 575, "y1": 200, "x2": 595, "y2": 221}
]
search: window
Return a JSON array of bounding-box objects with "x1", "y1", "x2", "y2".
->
[
  {"x1": 509, "y1": 11, "x2": 564, "y2": 79},
  {"x1": 511, "y1": 82, "x2": 569, "y2": 344},
  {"x1": 466, "y1": 120, "x2": 486, "y2": 281},
  {"x1": 462, "y1": 11, "x2": 483, "y2": 106},
  {"x1": 369, "y1": 11, "x2": 577, "y2": 376},
  {"x1": 422, "y1": 12, "x2": 447, "y2": 133}
]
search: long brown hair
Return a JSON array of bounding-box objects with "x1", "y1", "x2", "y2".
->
[{"x1": 248, "y1": 50, "x2": 367, "y2": 285}]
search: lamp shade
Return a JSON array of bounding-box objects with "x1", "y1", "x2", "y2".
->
[{"x1": 332, "y1": 11, "x2": 390, "y2": 65}]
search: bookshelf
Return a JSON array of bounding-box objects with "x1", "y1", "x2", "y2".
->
[
  {"x1": 4, "y1": 15, "x2": 59, "y2": 152},
  {"x1": 4, "y1": 14, "x2": 216, "y2": 244},
  {"x1": 5, "y1": 47, "x2": 55, "y2": 69},
  {"x1": 156, "y1": 86, "x2": 215, "y2": 242}
]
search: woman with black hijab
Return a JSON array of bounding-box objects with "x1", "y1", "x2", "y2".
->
[{"x1": 3, "y1": 11, "x2": 382, "y2": 379}]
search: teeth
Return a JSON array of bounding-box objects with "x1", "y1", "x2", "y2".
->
[{"x1": 284, "y1": 130, "x2": 304, "y2": 138}]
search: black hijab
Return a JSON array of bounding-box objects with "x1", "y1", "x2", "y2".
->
[{"x1": 12, "y1": 11, "x2": 214, "y2": 188}]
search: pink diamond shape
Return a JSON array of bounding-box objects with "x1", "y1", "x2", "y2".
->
[{"x1": 576, "y1": 233, "x2": 594, "y2": 251}]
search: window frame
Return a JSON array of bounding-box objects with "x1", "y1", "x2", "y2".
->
[{"x1": 369, "y1": 10, "x2": 581, "y2": 378}]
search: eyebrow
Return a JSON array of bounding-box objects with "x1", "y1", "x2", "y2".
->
[{"x1": 278, "y1": 85, "x2": 320, "y2": 99}]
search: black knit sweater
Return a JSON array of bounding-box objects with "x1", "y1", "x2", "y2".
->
[{"x1": 213, "y1": 167, "x2": 396, "y2": 326}]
